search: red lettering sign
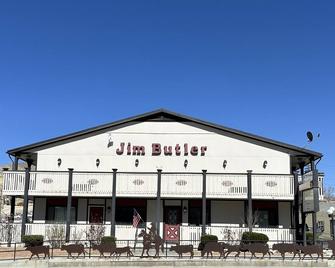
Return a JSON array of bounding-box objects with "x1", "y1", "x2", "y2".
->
[
  {"x1": 152, "y1": 143, "x2": 161, "y2": 155},
  {"x1": 114, "y1": 142, "x2": 207, "y2": 156}
]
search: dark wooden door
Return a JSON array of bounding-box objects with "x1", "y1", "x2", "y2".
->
[
  {"x1": 89, "y1": 206, "x2": 104, "y2": 223},
  {"x1": 164, "y1": 206, "x2": 182, "y2": 225}
]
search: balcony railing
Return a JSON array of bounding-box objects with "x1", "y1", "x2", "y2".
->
[
  {"x1": 206, "y1": 174, "x2": 248, "y2": 199},
  {"x1": 161, "y1": 173, "x2": 202, "y2": 198},
  {"x1": 2, "y1": 171, "x2": 294, "y2": 199}
]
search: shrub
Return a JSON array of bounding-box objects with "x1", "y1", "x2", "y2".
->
[
  {"x1": 45, "y1": 224, "x2": 65, "y2": 248},
  {"x1": 101, "y1": 236, "x2": 116, "y2": 246},
  {"x1": 22, "y1": 235, "x2": 44, "y2": 247},
  {"x1": 85, "y1": 224, "x2": 105, "y2": 244},
  {"x1": 241, "y1": 232, "x2": 269, "y2": 244},
  {"x1": 197, "y1": 234, "x2": 218, "y2": 251}
]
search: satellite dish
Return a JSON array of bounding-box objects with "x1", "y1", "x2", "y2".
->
[{"x1": 306, "y1": 131, "x2": 314, "y2": 142}]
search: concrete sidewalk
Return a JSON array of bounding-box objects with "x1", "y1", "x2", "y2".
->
[{"x1": 0, "y1": 258, "x2": 332, "y2": 268}]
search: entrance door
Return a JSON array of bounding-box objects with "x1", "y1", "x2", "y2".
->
[
  {"x1": 164, "y1": 206, "x2": 181, "y2": 225},
  {"x1": 89, "y1": 206, "x2": 104, "y2": 224}
]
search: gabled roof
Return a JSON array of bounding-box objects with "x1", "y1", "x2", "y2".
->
[{"x1": 7, "y1": 108, "x2": 322, "y2": 168}]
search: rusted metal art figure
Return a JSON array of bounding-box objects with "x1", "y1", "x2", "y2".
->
[
  {"x1": 148, "y1": 223, "x2": 157, "y2": 240},
  {"x1": 170, "y1": 245, "x2": 194, "y2": 259},
  {"x1": 272, "y1": 243, "x2": 301, "y2": 260},
  {"x1": 328, "y1": 240, "x2": 335, "y2": 259},
  {"x1": 221, "y1": 243, "x2": 241, "y2": 259},
  {"x1": 300, "y1": 245, "x2": 323, "y2": 261},
  {"x1": 245, "y1": 243, "x2": 272, "y2": 259},
  {"x1": 61, "y1": 244, "x2": 86, "y2": 259},
  {"x1": 26, "y1": 245, "x2": 50, "y2": 260},
  {"x1": 93, "y1": 243, "x2": 134, "y2": 258},
  {"x1": 201, "y1": 241, "x2": 226, "y2": 258},
  {"x1": 114, "y1": 246, "x2": 134, "y2": 258},
  {"x1": 138, "y1": 228, "x2": 164, "y2": 258},
  {"x1": 92, "y1": 243, "x2": 115, "y2": 258}
]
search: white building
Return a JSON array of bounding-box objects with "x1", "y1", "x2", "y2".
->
[{"x1": 2, "y1": 109, "x2": 323, "y2": 244}]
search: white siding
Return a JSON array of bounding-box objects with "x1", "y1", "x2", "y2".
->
[
  {"x1": 146, "y1": 200, "x2": 163, "y2": 223},
  {"x1": 211, "y1": 200, "x2": 245, "y2": 225},
  {"x1": 35, "y1": 122, "x2": 290, "y2": 174},
  {"x1": 77, "y1": 198, "x2": 87, "y2": 224},
  {"x1": 182, "y1": 200, "x2": 188, "y2": 226},
  {"x1": 278, "y1": 201, "x2": 291, "y2": 228},
  {"x1": 33, "y1": 197, "x2": 46, "y2": 223},
  {"x1": 105, "y1": 199, "x2": 112, "y2": 223}
]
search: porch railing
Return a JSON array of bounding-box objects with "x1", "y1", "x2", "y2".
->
[
  {"x1": 0, "y1": 222, "x2": 294, "y2": 246},
  {"x1": 179, "y1": 225, "x2": 294, "y2": 246}
]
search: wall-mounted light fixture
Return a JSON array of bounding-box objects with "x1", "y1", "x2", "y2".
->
[
  {"x1": 135, "y1": 159, "x2": 139, "y2": 167},
  {"x1": 223, "y1": 160, "x2": 227, "y2": 169},
  {"x1": 263, "y1": 160, "x2": 268, "y2": 169},
  {"x1": 57, "y1": 158, "x2": 62, "y2": 167},
  {"x1": 184, "y1": 159, "x2": 188, "y2": 168},
  {"x1": 96, "y1": 158, "x2": 100, "y2": 167},
  {"x1": 183, "y1": 206, "x2": 188, "y2": 214}
]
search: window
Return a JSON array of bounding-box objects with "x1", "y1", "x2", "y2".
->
[
  {"x1": 317, "y1": 221, "x2": 324, "y2": 233},
  {"x1": 46, "y1": 206, "x2": 76, "y2": 223},
  {"x1": 188, "y1": 200, "x2": 210, "y2": 226},
  {"x1": 45, "y1": 197, "x2": 77, "y2": 223},
  {"x1": 115, "y1": 199, "x2": 146, "y2": 226},
  {"x1": 251, "y1": 201, "x2": 278, "y2": 227}
]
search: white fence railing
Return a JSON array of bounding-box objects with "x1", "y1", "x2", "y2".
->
[
  {"x1": 72, "y1": 173, "x2": 113, "y2": 196},
  {"x1": 0, "y1": 223, "x2": 294, "y2": 246},
  {"x1": 0, "y1": 223, "x2": 21, "y2": 243},
  {"x1": 2, "y1": 171, "x2": 26, "y2": 195},
  {"x1": 116, "y1": 173, "x2": 157, "y2": 197},
  {"x1": 180, "y1": 225, "x2": 294, "y2": 246},
  {"x1": 29, "y1": 172, "x2": 68, "y2": 195},
  {"x1": 206, "y1": 174, "x2": 247, "y2": 199},
  {"x1": 161, "y1": 174, "x2": 202, "y2": 197},
  {"x1": 2, "y1": 171, "x2": 294, "y2": 199},
  {"x1": 252, "y1": 174, "x2": 294, "y2": 199},
  {"x1": 15, "y1": 223, "x2": 145, "y2": 246}
]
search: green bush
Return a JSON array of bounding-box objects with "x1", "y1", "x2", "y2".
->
[
  {"x1": 101, "y1": 236, "x2": 116, "y2": 246},
  {"x1": 197, "y1": 234, "x2": 218, "y2": 251},
  {"x1": 241, "y1": 232, "x2": 269, "y2": 244},
  {"x1": 22, "y1": 235, "x2": 44, "y2": 247}
]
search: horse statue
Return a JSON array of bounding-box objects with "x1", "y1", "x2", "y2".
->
[{"x1": 138, "y1": 224, "x2": 164, "y2": 258}]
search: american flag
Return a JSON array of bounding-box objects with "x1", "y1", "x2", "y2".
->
[{"x1": 133, "y1": 209, "x2": 142, "y2": 228}]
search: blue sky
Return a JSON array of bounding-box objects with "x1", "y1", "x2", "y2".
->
[{"x1": 0, "y1": 1, "x2": 334, "y2": 186}]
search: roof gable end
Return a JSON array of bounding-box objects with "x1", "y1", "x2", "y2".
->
[{"x1": 7, "y1": 109, "x2": 322, "y2": 164}]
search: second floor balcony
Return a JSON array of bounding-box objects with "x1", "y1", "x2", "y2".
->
[{"x1": 2, "y1": 170, "x2": 294, "y2": 200}]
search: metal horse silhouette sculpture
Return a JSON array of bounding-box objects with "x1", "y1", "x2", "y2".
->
[{"x1": 138, "y1": 224, "x2": 164, "y2": 258}]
